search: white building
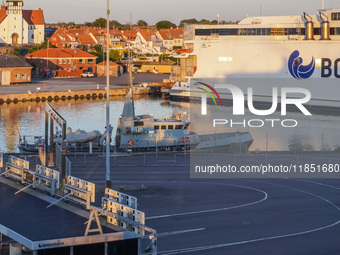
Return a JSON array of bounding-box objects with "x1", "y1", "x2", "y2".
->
[{"x1": 0, "y1": 0, "x2": 44, "y2": 45}]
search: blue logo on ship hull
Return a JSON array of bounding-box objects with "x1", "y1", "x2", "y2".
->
[{"x1": 288, "y1": 50, "x2": 315, "y2": 79}]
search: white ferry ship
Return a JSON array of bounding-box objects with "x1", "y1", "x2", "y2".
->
[{"x1": 170, "y1": 9, "x2": 340, "y2": 110}]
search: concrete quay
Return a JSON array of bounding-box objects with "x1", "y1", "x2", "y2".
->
[{"x1": 0, "y1": 73, "x2": 170, "y2": 104}]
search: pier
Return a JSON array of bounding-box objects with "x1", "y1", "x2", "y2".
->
[{"x1": 0, "y1": 73, "x2": 171, "y2": 104}]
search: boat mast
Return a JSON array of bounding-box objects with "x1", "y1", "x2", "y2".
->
[{"x1": 105, "y1": 0, "x2": 111, "y2": 189}]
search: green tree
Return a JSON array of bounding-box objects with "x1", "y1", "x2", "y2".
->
[
  {"x1": 137, "y1": 20, "x2": 148, "y2": 27},
  {"x1": 156, "y1": 20, "x2": 176, "y2": 30},
  {"x1": 89, "y1": 51, "x2": 104, "y2": 64},
  {"x1": 179, "y1": 18, "x2": 198, "y2": 27},
  {"x1": 109, "y1": 49, "x2": 121, "y2": 61},
  {"x1": 199, "y1": 19, "x2": 211, "y2": 25},
  {"x1": 92, "y1": 18, "x2": 107, "y2": 28},
  {"x1": 158, "y1": 54, "x2": 177, "y2": 62},
  {"x1": 93, "y1": 45, "x2": 102, "y2": 53},
  {"x1": 29, "y1": 41, "x2": 56, "y2": 54},
  {"x1": 110, "y1": 20, "x2": 122, "y2": 29},
  {"x1": 10, "y1": 47, "x2": 22, "y2": 57}
]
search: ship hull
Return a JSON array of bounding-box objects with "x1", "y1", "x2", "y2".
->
[{"x1": 170, "y1": 39, "x2": 340, "y2": 109}]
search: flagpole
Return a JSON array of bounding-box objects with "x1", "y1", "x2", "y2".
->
[{"x1": 106, "y1": 0, "x2": 111, "y2": 189}]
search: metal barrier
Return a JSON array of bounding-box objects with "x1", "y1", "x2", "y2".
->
[
  {"x1": 85, "y1": 205, "x2": 157, "y2": 254},
  {"x1": 8, "y1": 155, "x2": 29, "y2": 169},
  {"x1": 36, "y1": 165, "x2": 60, "y2": 189},
  {"x1": 5, "y1": 163, "x2": 25, "y2": 183},
  {"x1": 105, "y1": 188, "x2": 138, "y2": 209},
  {"x1": 64, "y1": 176, "x2": 95, "y2": 210},
  {"x1": 102, "y1": 197, "x2": 145, "y2": 235},
  {"x1": 23, "y1": 169, "x2": 57, "y2": 196},
  {"x1": 5, "y1": 164, "x2": 57, "y2": 196},
  {"x1": 5, "y1": 156, "x2": 30, "y2": 183}
]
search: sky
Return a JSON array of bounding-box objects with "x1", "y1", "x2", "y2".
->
[{"x1": 24, "y1": 0, "x2": 340, "y2": 25}]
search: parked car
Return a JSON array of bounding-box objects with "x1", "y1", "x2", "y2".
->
[{"x1": 81, "y1": 72, "x2": 96, "y2": 78}]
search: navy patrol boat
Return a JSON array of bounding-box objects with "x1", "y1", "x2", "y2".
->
[{"x1": 116, "y1": 87, "x2": 200, "y2": 152}]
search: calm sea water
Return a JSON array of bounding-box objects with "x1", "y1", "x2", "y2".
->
[
  {"x1": 0, "y1": 96, "x2": 182, "y2": 153},
  {"x1": 0, "y1": 96, "x2": 340, "y2": 153}
]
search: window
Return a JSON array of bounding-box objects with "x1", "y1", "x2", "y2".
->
[
  {"x1": 135, "y1": 121, "x2": 144, "y2": 126},
  {"x1": 22, "y1": 74, "x2": 26, "y2": 79},
  {"x1": 88, "y1": 59, "x2": 93, "y2": 63},
  {"x1": 168, "y1": 125, "x2": 173, "y2": 130},
  {"x1": 31, "y1": 34, "x2": 34, "y2": 39},
  {"x1": 154, "y1": 125, "x2": 159, "y2": 130},
  {"x1": 58, "y1": 59, "x2": 62, "y2": 64},
  {"x1": 332, "y1": 28, "x2": 340, "y2": 35},
  {"x1": 15, "y1": 74, "x2": 20, "y2": 80},
  {"x1": 175, "y1": 125, "x2": 183, "y2": 129},
  {"x1": 331, "y1": 12, "x2": 340, "y2": 20},
  {"x1": 79, "y1": 59, "x2": 84, "y2": 63},
  {"x1": 161, "y1": 125, "x2": 166, "y2": 130}
]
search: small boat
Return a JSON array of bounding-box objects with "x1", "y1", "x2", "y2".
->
[
  {"x1": 54, "y1": 127, "x2": 113, "y2": 151},
  {"x1": 18, "y1": 136, "x2": 44, "y2": 153}
]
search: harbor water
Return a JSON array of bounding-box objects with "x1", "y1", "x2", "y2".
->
[{"x1": 0, "y1": 96, "x2": 340, "y2": 153}]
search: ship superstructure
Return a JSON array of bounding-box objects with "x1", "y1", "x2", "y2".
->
[{"x1": 170, "y1": 9, "x2": 340, "y2": 109}]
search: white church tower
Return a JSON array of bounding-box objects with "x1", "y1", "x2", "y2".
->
[
  {"x1": 0, "y1": 0, "x2": 44, "y2": 44},
  {"x1": 6, "y1": 0, "x2": 23, "y2": 44}
]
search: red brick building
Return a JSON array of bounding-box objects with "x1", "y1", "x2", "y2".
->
[
  {"x1": 25, "y1": 48, "x2": 97, "y2": 77},
  {"x1": 0, "y1": 54, "x2": 32, "y2": 85},
  {"x1": 96, "y1": 61, "x2": 119, "y2": 77}
]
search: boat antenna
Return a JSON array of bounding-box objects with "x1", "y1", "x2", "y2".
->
[
  {"x1": 105, "y1": 0, "x2": 111, "y2": 189},
  {"x1": 322, "y1": 0, "x2": 325, "y2": 9}
]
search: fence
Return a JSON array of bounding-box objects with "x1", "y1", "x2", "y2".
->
[{"x1": 64, "y1": 176, "x2": 95, "y2": 210}]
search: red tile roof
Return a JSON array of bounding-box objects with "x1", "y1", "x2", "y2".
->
[
  {"x1": 138, "y1": 31, "x2": 157, "y2": 42},
  {"x1": 97, "y1": 61, "x2": 118, "y2": 66},
  {"x1": 77, "y1": 34, "x2": 96, "y2": 44},
  {"x1": 0, "y1": 7, "x2": 6, "y2": 23},
  {"x1": 25, "y1": 49, "x2": 97, "y2": 59},
  {"x1": 23, "y1": 9, "x2": 45, "y2": 25}
]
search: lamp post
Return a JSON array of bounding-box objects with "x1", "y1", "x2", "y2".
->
[{"x1": 105, "y1": 0, "x2": 111, "y2": 189}]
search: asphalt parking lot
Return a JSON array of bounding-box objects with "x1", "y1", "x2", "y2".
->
[{"x1": 67, "y1": 153, "x2": 340, "y2": 255}]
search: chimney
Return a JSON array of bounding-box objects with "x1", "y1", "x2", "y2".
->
[
  {"x1": 319, "y1": 12, "x2": 331, "y2": 40},
  {"x1": 304, "y1": 12, "x2": 314, "y2": 40}
]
